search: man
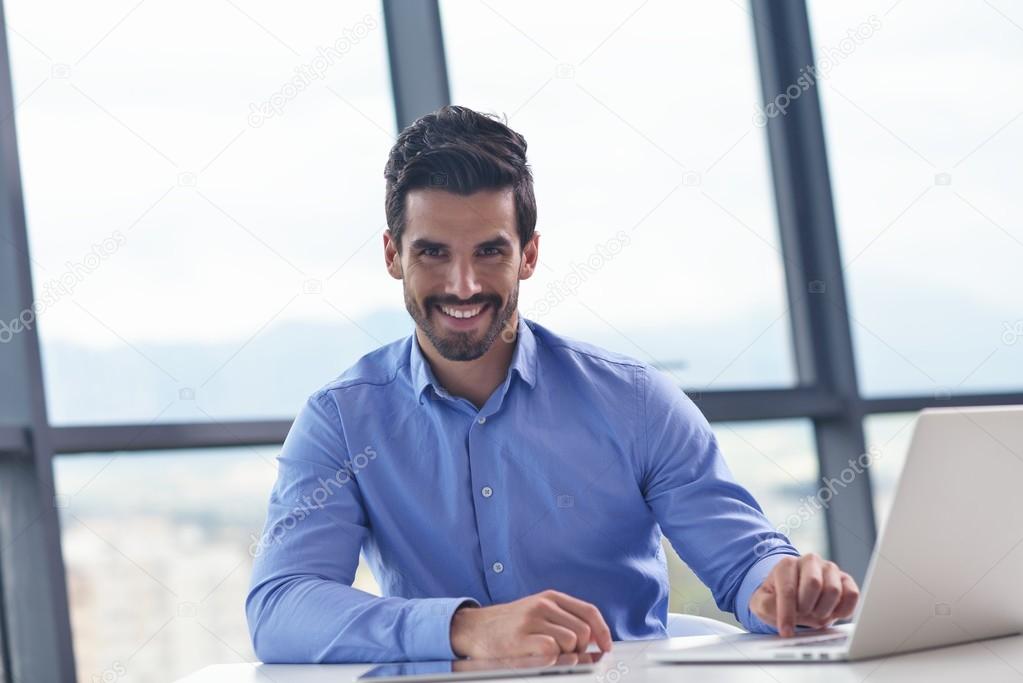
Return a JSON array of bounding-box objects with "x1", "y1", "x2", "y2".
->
[{"x1": 246, "y1": 105, "x2": 859, "y2": 664}]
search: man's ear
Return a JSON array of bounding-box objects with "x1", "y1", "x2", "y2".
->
[
  {"x1": 519, "y1": 232, "x2": 540, "y2": 280},
  {"x1": 383, "y1": 230, "x2": 403, "y2": 280}
]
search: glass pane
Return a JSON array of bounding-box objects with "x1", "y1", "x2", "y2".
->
[
  {"x1": 808, "y1": 1, "x2": 1023, "y2": 396},
  {"x1": 55, "y1": 429, "x2": 822, "y2": 676},
  {"x1": 666, "y1": 419, "x2": 825, "y2": 623},
  {"x1": 55, "y1": 448, "x2": 380, "y2": 682},
  {"x1": 5, "y1": 1, "x2": 403, "y2": 425},
  {"x1": 439, "y1": 1, "x2": 796, "y2": 389},
  {"x1": 863, "y1": 412, "x2": 918, "y2": 532}
]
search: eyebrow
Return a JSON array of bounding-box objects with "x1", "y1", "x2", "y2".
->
[
  {"x1": 476, "y1": 236, "x2": 514, "y2": 250},
  {"x1": 409, "y1": 238, "x2": 446, "y2": 251},
  {"x1": 408, "y1": 236, "x2": 514, "y2": 251}
]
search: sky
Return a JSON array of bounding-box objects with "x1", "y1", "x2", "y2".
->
[{"x1": 4, "y1": 0, "x2": 1020, "y2": 428}]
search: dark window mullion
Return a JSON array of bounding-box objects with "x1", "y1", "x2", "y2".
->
[{"x1": 750, "y1": 0, "x2": 877, "y2": 582}]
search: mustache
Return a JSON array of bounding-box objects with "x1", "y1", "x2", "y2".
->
[{"x1": 425, "y1": 294, "x2": 501, "y2": 308}]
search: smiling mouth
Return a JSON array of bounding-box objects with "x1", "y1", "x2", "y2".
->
[{"x1": 435, "y1": 303, "x2": 490, "y2": 320}]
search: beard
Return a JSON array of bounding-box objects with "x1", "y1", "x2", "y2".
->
[{"x1": 404, "y1": 283, "x2": 518, "y2": 361}]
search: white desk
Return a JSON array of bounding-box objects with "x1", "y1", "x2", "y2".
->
[{"x1": 176, "y1": 633, "x2": 1023, "y2": 682}]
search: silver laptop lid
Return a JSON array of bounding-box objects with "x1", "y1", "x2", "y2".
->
[{"x1": 849, "y1": 405, "x2": 1023, "y2": 659}]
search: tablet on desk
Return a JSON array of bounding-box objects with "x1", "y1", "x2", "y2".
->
[{"x1": 357, "y1": 652, "x2": 604, "y2": 683}]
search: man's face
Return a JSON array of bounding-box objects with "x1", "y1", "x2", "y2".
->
[{"x1": 384, "y1": 188, "x2": 538, "y2": 361}]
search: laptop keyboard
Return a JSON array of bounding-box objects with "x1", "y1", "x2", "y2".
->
[{"x1": 775, "y1": 633, "x2": 849, "y2": 648}]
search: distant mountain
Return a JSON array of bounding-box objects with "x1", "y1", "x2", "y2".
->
[
  {"x1": 38, "y1": 282, "x2": 1023, "y2": 428},
  {"x1": 40, "y1": 306, "x2": 793, "y2": 425}
]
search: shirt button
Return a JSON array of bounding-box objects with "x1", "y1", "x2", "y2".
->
[
  {"x1": 492, "y1": 561, "x2": 504, "y2": 573},
  {"x1": 481, "y1": 486, "x2": 493, "y2": 498},
  {"x1": 477, "y1": 416, "x2": 486, "y2": 425}
]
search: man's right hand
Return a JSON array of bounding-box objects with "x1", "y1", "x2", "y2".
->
[{"x1": 449, "y1": 590, "x2": 614, "y2": 658}]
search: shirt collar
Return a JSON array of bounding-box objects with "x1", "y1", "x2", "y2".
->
[{"x1": 410, "y1": 316, "x2": 538, "y2": 404}]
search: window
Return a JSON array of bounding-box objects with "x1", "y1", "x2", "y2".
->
[
  {"x1": 808, "y1": 0, "x2": 1023, "y2": 396},
  {"x1": 7, "y1": 2, "x2": 1020, "y2": 677},
  {"x1": 56, "y1": 447, "x2": 380, "y2": 681},
  {"x1": 6, "y1": 0, "x2": 403, "y2": 425},
  {"x1": 439, "y1": 0, "x2": 795, "y2": 389},
  {"x1": 862, "y1": 412, "x2": 917, "y2": 532},
  {"x1": 55, "y1": 423, "x2": 820, "y2": 679}
]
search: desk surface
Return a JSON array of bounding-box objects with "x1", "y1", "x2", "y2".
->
[{"x1": 176, "y1": 633, "x2": 1023, "y2": 683}]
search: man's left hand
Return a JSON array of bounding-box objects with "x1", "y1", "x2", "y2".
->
[{"x1": 749, "y1": 553, "x2": 860, "y2": 637}]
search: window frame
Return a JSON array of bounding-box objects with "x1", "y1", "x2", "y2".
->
[{"x1": 1, "y1": 1, "x2": 1021, "y2": 679}]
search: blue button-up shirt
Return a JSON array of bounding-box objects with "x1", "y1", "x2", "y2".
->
[{"x1": 246, "y1": 318, "x2": 798, "y2": 663}]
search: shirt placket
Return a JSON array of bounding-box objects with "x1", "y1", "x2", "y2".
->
[
  {"x1": 428, "y1": 375, "x2": 516, "y2": 605},
  {"x1": 466, "y1": 408, "x2": 511, "y2": 604}
]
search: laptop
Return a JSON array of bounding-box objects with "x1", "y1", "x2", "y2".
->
[{"x1": 649, "y1": 405, "x2": 1023, "y2": 663}]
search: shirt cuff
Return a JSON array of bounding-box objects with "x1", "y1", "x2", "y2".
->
[
  {"x1": 735, "y1": 552, "x2": 799, "y2": 634},
  {"x1": 403, "y1": 597, "x2": 480, "y2": 660}
]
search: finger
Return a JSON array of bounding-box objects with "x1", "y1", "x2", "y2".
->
[
  {"x1": 775, "y1": 558, "x2": 799, "y2": 637},
  {"x1": 749, "y1": 581, "x2": 776, "y2": 624},
  {"x1": 548, "y1": 592, "x2": 612, "y2": 651},
  {"x1": 547, "y1": 592, "x2": 613, "y2": 651},
  {"x1": 796, "y1": 554, "x2": 824, "y2": 615},
  {"x1": 531, "y1": 622, "x2": 582, "y2": 654},
  {"x1": 811, "y1": 563, "x2": 843, "y2": 620},
  {"x1": 539, "y1": 604, "x2": 593, "y2": 653},
  {"x1": 523, "y1": 633, "x2": 564, "y2": 658},
  {"x1": 521, "y1": 635, "x2": 561, "y2": 659},
  {"x1": 831, "y1": 573, "x2": 860, "y2": 620},
  {"x1": 789, "y1": 616, "x2": 829, "y2": 631}
]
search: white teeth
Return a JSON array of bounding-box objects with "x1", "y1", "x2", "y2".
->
[{"x1": 440, "y1": 305, "x2": 483, "y2": 319}]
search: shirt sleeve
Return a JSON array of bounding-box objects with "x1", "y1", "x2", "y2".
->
[
  {"x1": 639, "y1": 366, "x2": 799, "y2": 633},
  {"x1": 246, "y1": 391, "x2": 479, "y2": 663}
]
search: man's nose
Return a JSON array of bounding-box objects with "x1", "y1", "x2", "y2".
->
[{"x1": 445, "y1": 257, "x2": 482, "y2": 300}]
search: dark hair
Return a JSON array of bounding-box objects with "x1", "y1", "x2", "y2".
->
[{"x1": 383, "y1": 105, "x2": 537, "y2": 250}]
